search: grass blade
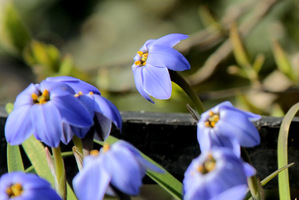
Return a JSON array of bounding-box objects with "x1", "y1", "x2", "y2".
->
[
  {"x1": 277, "y1": 102, "x2": 299, "y2": 200},
  {"x1": 7, "y1": 144, "x2": 24, "y2": 172}
]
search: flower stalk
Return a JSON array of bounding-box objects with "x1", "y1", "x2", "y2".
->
[
  {"x1": 169, "y1": 70, "x2": 205, "y2": 114},
  {"x1": 52, "y1": 146, "x2": 66, "y2": 200}
]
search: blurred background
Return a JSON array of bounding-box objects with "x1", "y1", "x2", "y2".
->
[{"x1": 0, "y1": 0, "x2": 299, "y2": 115}]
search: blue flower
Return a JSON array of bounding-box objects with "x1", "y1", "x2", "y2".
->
[
  {"x1": 197, "y1": 101, "x2": 261, "y2": 156},
  {"x1": 73, "y1": 141, "x2": 163, "y2": 200},
  {"x1": 46, "y1": 76, "x2": 122, "y2": 141},
  {"x1": 183, "y1": 148, "x2": 255, "y2": 200},
  {"x1": 0, "y1": 172, "x2": 61, "y2": 200},
  {"x1": 132, "y1": 33, "x2": 190, "y2": 103},
  {"x1": 5, "y1": 80, "x2": 93, "y2": 147}
]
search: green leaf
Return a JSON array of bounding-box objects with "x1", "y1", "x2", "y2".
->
[
  {"x1": 0, "y1": 1, "x2": 31, "y2": 55},
  {"x1": 67, "y1": 183, "x2": 78, "y2": 200},
  {"x1": 261, "y1": 163, "x2": 294, "y2": 187},
  {"x1": 7, "y1": 144, "x2": 24, "y2": 172},
  {"x1": 229, "y1": 23, "x2": 251, "y2": 68},
  {"x1": 272, "y1": 40, "x2": 296, "y2": 81},
  {"x1": 95, "y1": 136, "x2": 183, "y2": 200},
  {"x1": 22, "y1": 135, "x2": 55, "y2": 187},
  {"x1": 5, "y1": 103, "x2": 13, "y2": 114},
  {"x1": 277, "y1": 102, "x2": 299, "y2": 200}
]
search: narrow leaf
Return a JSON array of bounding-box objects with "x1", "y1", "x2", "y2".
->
[
  {"x1": 95, "y1": 136, "x2": 183, "y2": 200},
  {"x1": 261, "y1": 163, "x2": 294, "y2": 187},
  {"x1": 277, "y1": 102, "x2": 299, "y2": 200},
  {"x1": 22, "y1": 135, "x2": 55, "y2": 187},
  {"x1": 272, "y1": 40, "x2": 296, "y2": 81},
  {"x1": 7, "y1": 144, "x2": 24, "y2": 172},
  {"x1": 252, "y1": 54, "x2": 265, "y2": 74},
  {"x1": 229, "y1": 23, "x2": 251, "y2": 68},
  {"x1": 67, "y1": 183, "x2": 78, "y2": 200}
]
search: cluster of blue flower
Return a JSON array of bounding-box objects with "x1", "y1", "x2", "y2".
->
[{"x1": 0, "y1": 34, "x2": 261, "y2": 200}]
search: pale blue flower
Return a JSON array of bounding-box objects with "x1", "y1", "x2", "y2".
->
[
  {"x1": 197, "y1": 101, "x2": 261, "y2": 156},
  {"x1": 183, "y1": 148, "x2": 255, "y2": 200},
  {"x1": 5, "y1": 80, "x2": 93, "y2": 147},
  {"x1": 46, "y1": 76, "x2": 122, "y2": 141},
  {"x1": 132, "y1": 33, "x2": 190, "y2": 103},
  {"x1": 0, "y1": 172, "x2": 61, "y2": 200},
  {"x1": 73, "y1": 141, "x2": 163, "y2": 200}
]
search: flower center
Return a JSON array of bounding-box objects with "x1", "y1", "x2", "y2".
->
[
  {"x1": 134, "y1": 51, "x2": 148, "y2": 66},
  {"x1": 102, "y1": 143, "x2": 110, "y2": 153},
  {"x1": 6, "y1": 183, "x2": 23, "y2": 198},
  {"x1": 31, "y1": 90, "x2": 50, "y2": 104},
  {"x1": 197, "y1": 153, "x2": 216, "y2": 175},
  {"x1": 90, "y1": 150, "x2": 99, "y2": 156},
  {"x1": 204, "y1": 111, "x2": 220, "y2": 128}
]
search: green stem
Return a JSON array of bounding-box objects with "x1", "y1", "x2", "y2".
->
[
  {"x1": 52, "y1": 146, "x2": 66, "y2": 200},
  {"x1": 169, "y1": 70, "x2": 205, "y2": 114},
  {"x1": 72, "y1": 135, "x2": 83, "y2": 155},
  {"x1": 241, "y1": 147, "x2": 264, "y2": 200}
]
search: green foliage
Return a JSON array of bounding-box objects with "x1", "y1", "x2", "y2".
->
[{"x1": 277, "y1": 102, "x2": 299, "y2": 200}]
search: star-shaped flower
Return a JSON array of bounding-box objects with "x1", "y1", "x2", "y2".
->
[
  {"x1": 5, "y1": 79, "x2": 93, "y2": 147},
  {"x1": 183, "y1": 148, "x2": 255, "y2": 200},
  {"x1": 0, "y1": 172, "x2": 61, "y2": 200},
  {"x1": 132, "y1": 33, "x2": 190, "y2": 103},
  {"x1": 46, "y1": 76, "x2": 122, "y2": 141},
  {"x1": 197, "y1": 101, "x2": 261, "y2": 156},
  {"x1": 73, "y1": 141, "x2": 163, "y2": 200}
]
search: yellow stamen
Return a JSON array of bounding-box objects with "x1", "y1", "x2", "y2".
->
[
  {"x1": 205, "y1": 110, "x2": 220, "y2": 128},
  {"x1": 90, "y1": 150, "x2": 99, "y2": 156},
  {"x1": 196, "y1": 153, "x2": 216, "y2": 175},
  {"x1": 31, "y1": 93, "x2": 38, "y2": 101},
  {"x1": 74, "y1": 91, "x2": 83, "y2": 97},
  {"x1": 89, "y1": 91, "x2": 94, "y2": 95},
  {"x1": 135, "y1": 61, "x2": 142, "y2": 66},
  {"x1": 6, "y1": 183, "x2": 23, "y2": 197},
  {"x1": 103, "y1": 143, "x2": 110, "y2": 153},
  {"x1": 137, "y1": 51, "x2": 143, "y2": 56},
  {"x1": 32, "y1": 89, "x2": 50, "y2": 104}
]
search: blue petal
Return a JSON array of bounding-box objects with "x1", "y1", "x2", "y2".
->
[
  {"x1": 52, "y1": 95, "x2": 93, "y2": 127},
  {"x1": 13, "y1": 84, "x2": 37, "y2": 109},
  {"x1": 73, "y1": 159, "x2": 111, "y2": 200},
  {"x1": 150, "y1": 33, "x2": 188, "y2": 47},
  {"x1": 218, "y1": 110, "x2": 260, "y2": 147},
  {"x1": 39, "y1": 81, "x2": 75, "y2": 97},
  {"x1": 197, "y1": 124, "x2": 212, "y2": 153},
  {"x1": 148, "y1": 45, "x2": 190, "y2": 71},
  {"x1": 115, "y1": 141, "x2": 163, "y2": 173},
  {"x1": 93, "y1": 95, "x2": 122, "y2": 130},
  {"x1": 211, "y1": 185, "x2": 248, "y2": 200},
  {"x1": 61, "y1": 123, "x2": 75, "y2": 144},
  {"x1": 5, "y1": 106, "x2": 33, "y2": 145},
  {"x1": 46, "y1": 76, "x2": 101, "y2": 95},
  {"x1": 132, "y1": 65, "x2": 154, "y2": 103},
  {"x1": 93, "y1": 113, "x2": 112, "y2": 141},
  {"x1": 30, "y1": 103, "x2": 62, "y2": 147},
  {"x1": 22, "y1": 188, "x2": 62, "y2": 200},
  {"x1": 143, "y1": 64, "x2": 172, "y2": 99},
  {"x1": 243, "y1": 162, "x2": 256, "y2": 177},
  {"x1": 104, "y1": 148, "x2": 143, "y2": 195}
]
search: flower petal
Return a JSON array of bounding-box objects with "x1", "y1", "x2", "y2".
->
[
  {"x1": 132, "y1": 65, "x2": 154, "y2": 103},
  {"x1": 52, "y1": 95, "x2": 93, "y2": 127},
  {"x1": 30, "y1": 103, "x2": 62, "y2": 147},
  {"x1": 46, "y1": 76, "x2": 101, "y2": 95},
  {"x1": 5, "y1": 106, "x2": 33, "y2": 145},
  {"x1": 73, "y1": 159, "x2": 111, "y2": 200},
  {"x1": 211, "y1": 185, "x2": 248, "y2": 200},
  {"x1": 143, "y1": 64, "x2": 172, "y2": 99},
  {"x1": 150, "y1": 33, "x2": 189, "y2": 47},
  {"x1": 93, "y1": 113, "x2": 112, "y2": 141},
  {"x1": 93, "y1": 95, "x2": 122, "y2": 130},
  {"x1": 218, "y1": 110, "x2": 260, "y2": 147},
  {"x1": 13, "y1": 84, "x2": 37, "y2": 109},
  {"x1": 148, "y1": 45, "x2": 190, "y2": 71},
  {"x1": 104, "y1": 149, "x2": 143, "y2": 195}
]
